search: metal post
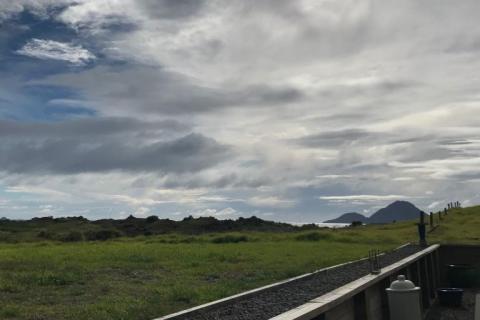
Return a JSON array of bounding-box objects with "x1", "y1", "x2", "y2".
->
[{"x1": 418, "y1": 211, "x2": 427, "y2": 246}]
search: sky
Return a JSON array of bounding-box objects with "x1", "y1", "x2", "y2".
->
[{"x1": 0, "y1": 0, "x2": 479, "y2": 222}]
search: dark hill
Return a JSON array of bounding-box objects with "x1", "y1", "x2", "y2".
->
[
  {"x1": 368, "y1": 200, "x2": 421, "y2": 224},
  {"x1": 324, "y1": 212, "x2": 368, "y2": 224},
  {"x1": 0, "y1": 215, "x2": 319, "y2": 243},
  {"x1": 323, "y1": 201, "x2": 422, "y2": 224}
]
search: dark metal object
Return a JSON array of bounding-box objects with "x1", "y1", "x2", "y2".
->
[
  {"x1": 447, "y1": 264, "x2": 480, "y2": 288},
  {"x1": 437, "y1": 288, "x2": 464, "y2": 307},
  {"x1": 418, "y1": 211, "x2": 427, "y2": 246},
  {"x1": 368, "y1": 249, "x2": 381, "y2": 274},
  {"x1": 418, "y1": 224, "x2": 427, "y2": 246}
]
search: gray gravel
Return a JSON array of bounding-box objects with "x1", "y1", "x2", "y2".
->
[{"x1": 171, "y1": 245, "x2": 422, "y2": 320}]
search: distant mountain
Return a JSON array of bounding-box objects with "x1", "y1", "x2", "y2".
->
[
  {"x1": 324, "y1": 212, "x2": 368, "y2": 224},
  {"x1": 368, "y1": 201, "x2": 421, "y2": 224},
  {"x1": 323, "y1": 201, "x2": 422, "y2": 224}
]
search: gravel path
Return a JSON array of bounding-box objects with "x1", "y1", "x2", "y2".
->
[{"x1": 171, "y1": 245, "x2": 422, "y2": 320}]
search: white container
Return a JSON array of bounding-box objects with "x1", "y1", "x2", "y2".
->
[{"x1": 386, "y1": 275, "x2": 422, "y2": 320}]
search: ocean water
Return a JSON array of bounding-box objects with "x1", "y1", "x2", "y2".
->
[
  {"x1": 315, "y1": 222, "x2": 350, "y2": 228},
  {"x1": 289, "y1": 222, "x2": 350, "y2": 228}
]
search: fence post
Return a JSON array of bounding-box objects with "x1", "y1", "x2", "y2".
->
[{"x1": 418, "y1": 211, "x2": 427, "y2": 246}]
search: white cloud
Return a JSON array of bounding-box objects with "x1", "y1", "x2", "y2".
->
[
  {"x1": 192, "y1": 207, "x2": 238, "y2": 218},
  {"x1": 248, "y1": 196, "x2": 295, "y2": 208},
  {"x1": 391, "y1": 157, "x2": 480, "y2": 180},
  {"x1": 393, "y1": 177, "x2": 415, "y2": 181},
  {"x1": 134, "y1": 206, "x2": 151, "y2": 217},
  {"x1": 427, "y1": 201, "x2": 441, "y2": 210},
  {"x1": 319, "y1": 195, "x2": 407, "y2": 201},
  {"x1": 39, "y1": 204, "x2": 55, "y2": 214},
  {"x1": 6, "y1": 185, "x2": 70, "y2": 199},
  {"x1": 17, "y1": 39, "x2": 96, "y2": 65},
  {"x1": 315, "y1": 174, "x2": 352, "y2": 179}
]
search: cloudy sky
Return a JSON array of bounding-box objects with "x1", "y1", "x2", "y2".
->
[{"x1": 0, "y1": 0, "x2": 479, "y2": 222}]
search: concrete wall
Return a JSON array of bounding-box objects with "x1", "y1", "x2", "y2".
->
[
  {"x1": 324, "y1": 299, "x2": 354, "y2": 320},
  {"x1": 364, "y1": 284, "x2": 383, "y2": 320}
]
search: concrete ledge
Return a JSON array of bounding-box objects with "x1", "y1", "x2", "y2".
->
[
  {"x1": 154, "y1": 244, "x2": 411, "y2": 320},
  {"x1": 270, "y1": 244, "x2": 440, "y2": 320}
]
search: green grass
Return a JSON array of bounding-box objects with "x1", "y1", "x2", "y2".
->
[{"x1": 0, "y1": 206, "x2": 478, "y2": 319}]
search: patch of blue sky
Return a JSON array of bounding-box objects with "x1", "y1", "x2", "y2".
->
[
  {"x1": 1, "y1": 84, "x2": 96, "y2": 121},
  {"x1": 0, "y1": 9, "x2": 138, "y2": 121},
  {"x1": 1, "y1": 11, "x2": 87, "y2": 77},
  {"x1": 2, "y1": 9, "x2": 137, "y2": 72}
]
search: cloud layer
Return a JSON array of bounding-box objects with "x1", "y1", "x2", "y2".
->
[{"x1": 1, "y1": 0, "x2": 480, "y2": 221}]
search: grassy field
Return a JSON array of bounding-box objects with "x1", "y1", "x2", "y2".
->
[{"x1": 0, "y1": 206, "x2": 478, "y2": 320}]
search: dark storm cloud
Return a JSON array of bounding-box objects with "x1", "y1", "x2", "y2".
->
[
  {"x1": 0, "y1": 116, "x2": 223, "y2": 175},
  {"x1": 389, "y1": 136, "x2": 480, "y2": 163},
  {"x1": 292, "y1": 129, "x2": 373, "y2": 148},
  {"x1": 317, "y1": 80, "x2": 420, "y2": 101},
  {"x1": 0, "y1": 133, "x2": 230, "y2": 174},
  {"x1": 445, "y1": 40, "x2": 480, "y2": 54},
  {"x1": 437, "y1": 139, "x2": 474, "y2": 146},
  {"x1": 160, "y1": 172, "x2": 271, "y2": 190},
  {"x1": 243, "y1": 85, "x2": 303, "y2": 105},
  {"x1": 389, "y1": 136, "x2": 434, "y2": 144},
  {"x1": 0, "y1": 117, "x2": 188, "y2": 137},
  {"x1": 313, "y1": 112, "x2": 373, "y2": 124},
  {"x1": 449, "y1": 171, "x2": 480, "y2": 181},
  {"x1": 140, "y1": 0, "x2": 206, "y2": 20},
  {"x1": 39, "y1": 66, "x2": 304, "y2": 115}
]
